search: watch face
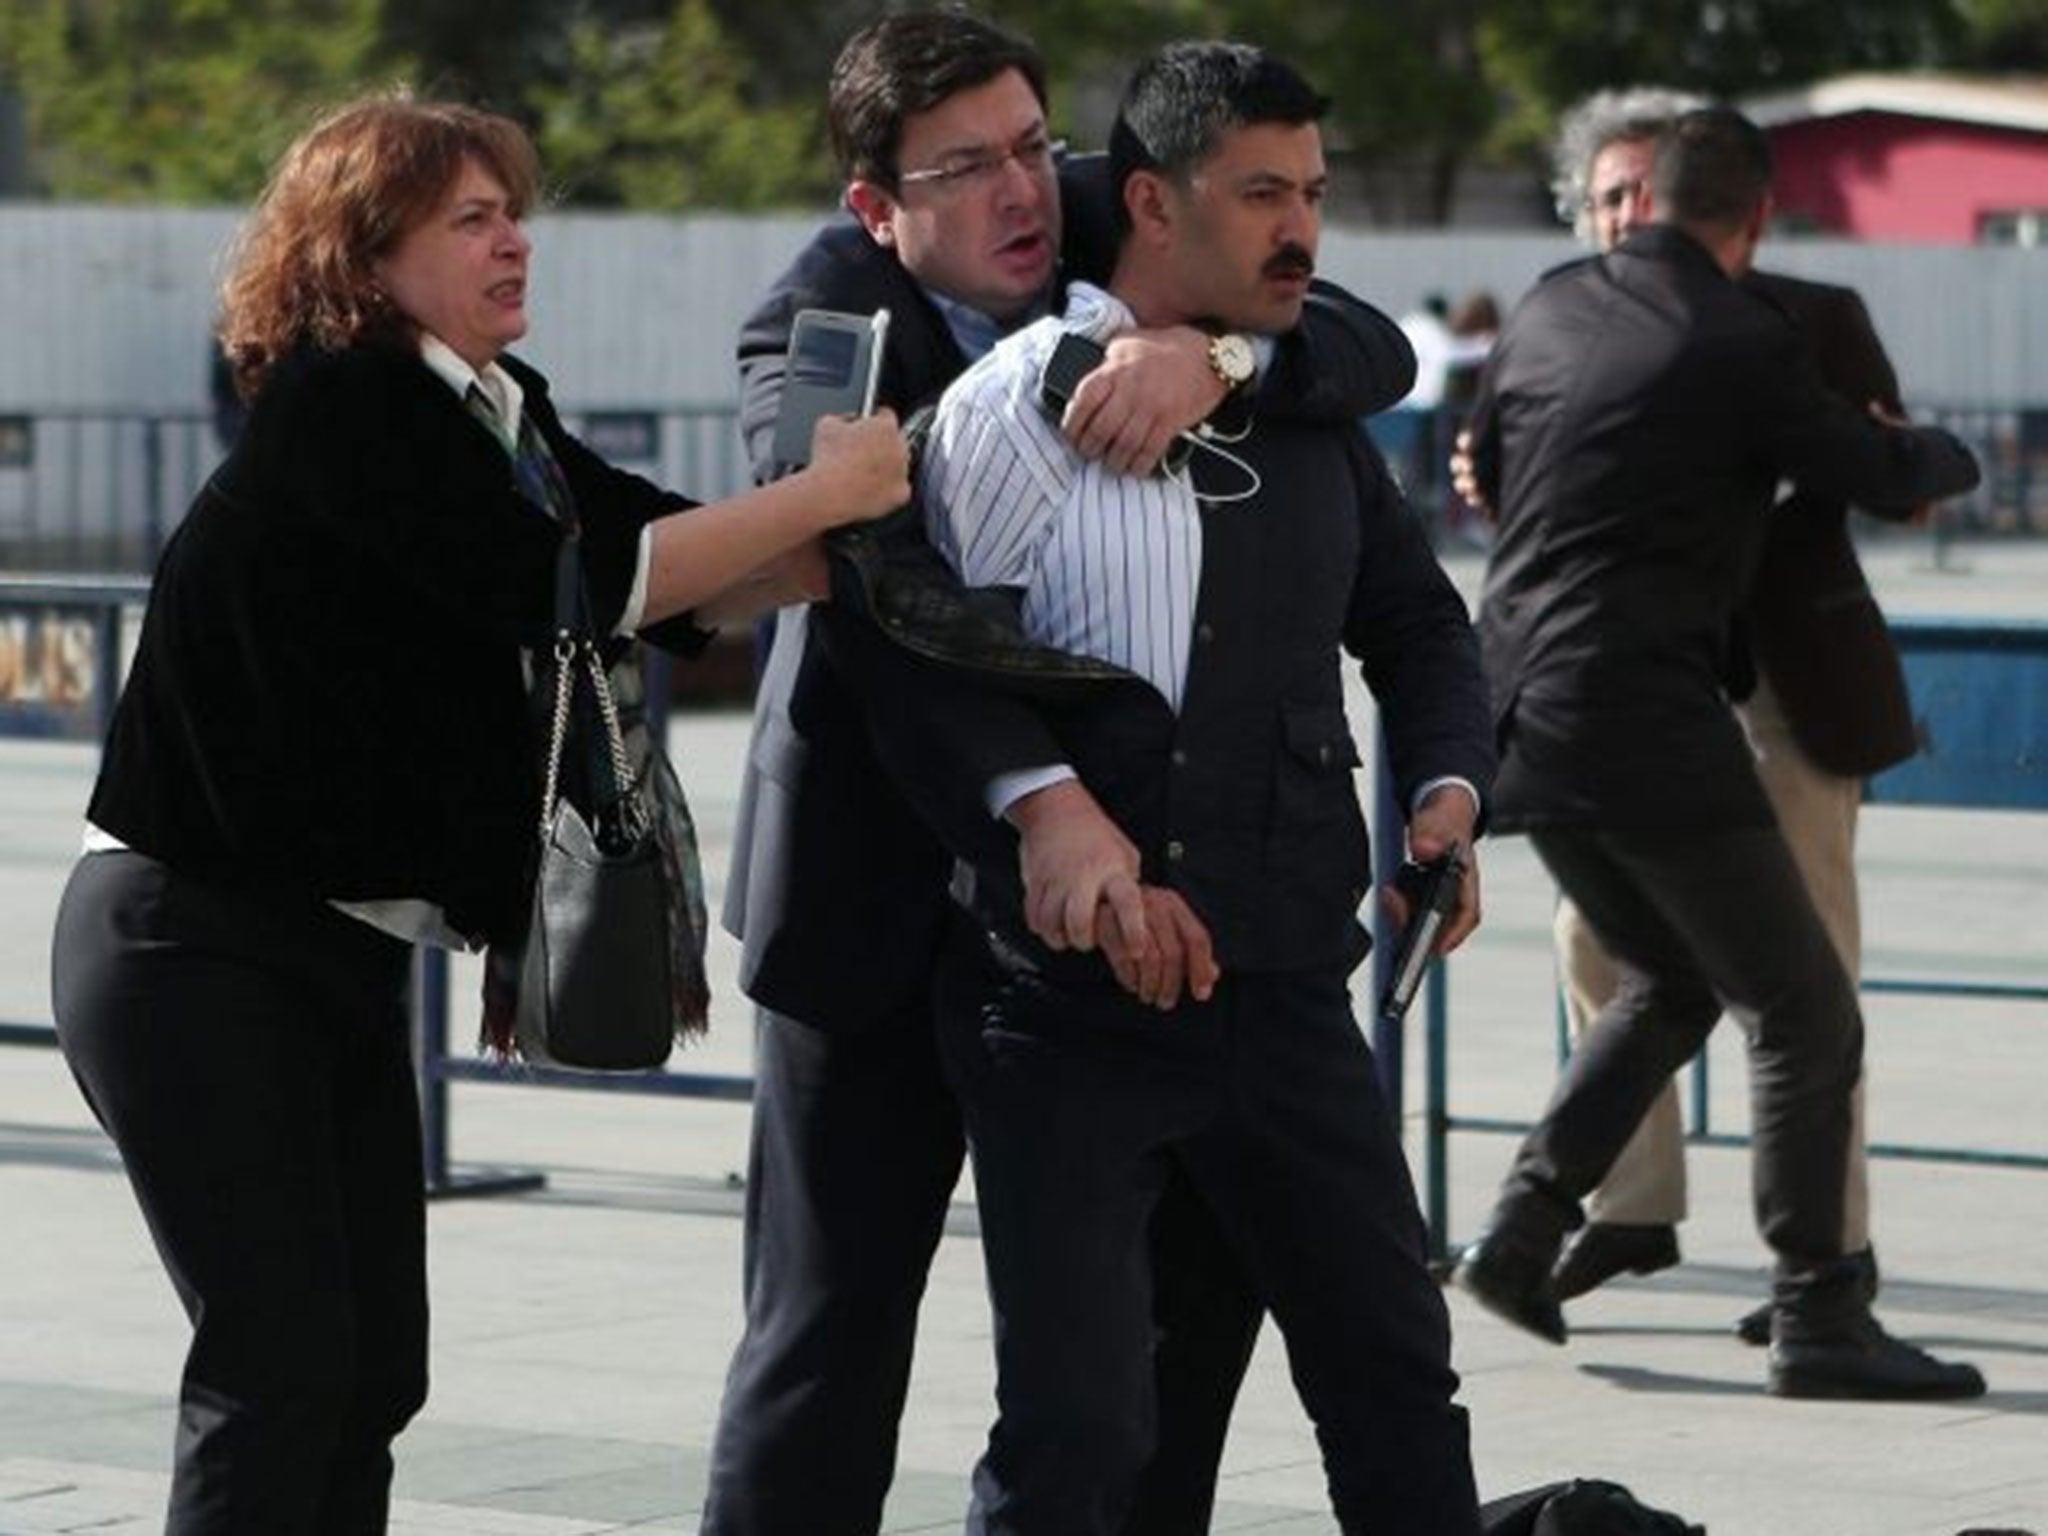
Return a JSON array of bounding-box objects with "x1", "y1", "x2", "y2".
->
[{"x1": 1212, "y1": 333, "x2": 1255, "y2": 385}]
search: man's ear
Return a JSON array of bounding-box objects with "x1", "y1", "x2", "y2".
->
[
  {"x1": 1726, "y1": 191, "x2": 1772, "y2": 275},
  {"x1": 846, "y1": 180, "x2": 898, "y2": 246},
  {"x1": 1123, "y1": 168, "x2": 1174, "y2": 247},
  {"x1": 1746, "y1": 191, "x2": 1774, "y2": 249}
]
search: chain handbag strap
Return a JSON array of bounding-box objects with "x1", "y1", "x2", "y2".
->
[
  {"x1": 536, "y1": 535, "x2": 648, "y2": 842},
  {"x1": 536, "y1": 631, "x2": 648, "y2": 841}
]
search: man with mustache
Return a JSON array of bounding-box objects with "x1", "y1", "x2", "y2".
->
[
  {"x1": 912, "y1": 41, "x2": 1495, "y2": 1535},
  {"x1": 705, "y1": 13, "x2": 1422, "y2": 1535}
]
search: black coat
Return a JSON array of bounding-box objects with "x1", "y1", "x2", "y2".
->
[
  {"x1": 1740, "y1": 270, "x2": 1917, "y2": 777},
  {"x1": 722, "y1": 171, "x2": 1424, "y2": 1030},
  {"x1": 917, "y1": 395, "x2": 1498, "y2": 981},
  {"x1": 88, "y1": 341, "x2": 701, "y2": 946},
  {"x1": 1468, "y1": 226, "x2": 1978, "y2": 832}
]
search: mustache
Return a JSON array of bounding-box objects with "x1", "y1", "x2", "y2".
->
[{"x1": 1263, "y1": 244, "x2": 1315, "y2": 280}]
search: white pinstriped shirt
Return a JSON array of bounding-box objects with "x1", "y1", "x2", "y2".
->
[
  {"x1": 921, "y1": 284, "x2": 1203, "y2": 712},
  {"x1": 921, "y1": 282, "x2": 1481, "y2": 829}
]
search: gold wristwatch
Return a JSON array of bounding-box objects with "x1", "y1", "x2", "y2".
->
[{"x1": 1206, "y1": 331, "x2": 1257, "y2": 392}]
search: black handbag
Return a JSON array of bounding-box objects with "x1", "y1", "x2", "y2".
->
[{"x1": 512, "y1": 536, "x2": 699, "y2": 1071}]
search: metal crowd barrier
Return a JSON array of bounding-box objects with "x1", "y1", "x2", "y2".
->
[
  {"x1": 0, "y1": 566, "x2": 751, "y2": 1194},
  {"x1": 1366, "y1": 403, "x2": 2048, "y2": 547},
  {"x1": 0, "y1": 575, "x2": 148, "y2": 1051},
  {"x1": 0, "y1": 413, "x2": 218, "y2": 573},
  {"x1": 1416, "y1": 616, "x2": 2048, "y2": 1260},
  {"x1": 408, "y1": 949, "x2": 753, "y2": 1198},
  {"x1": 5, "y1": 402, "x2": 2041, "y2": 579},
  {"x1": 409, "y1": 702, "x2": 1428, "y2": 1198},
  {"x1": 0, "y1": 406, "x2": 750, "y2": 576},
  {"x1": 4, "y1": 573, "x2": 2041, "y2": 1213}
]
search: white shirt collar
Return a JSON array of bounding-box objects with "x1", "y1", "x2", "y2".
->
[
  {"x1": 417, "y1": 334, "x2": 525, "y2": 448},
  {"x1": 925, "y1": 282, "x2": 1054, "y2": 363}
]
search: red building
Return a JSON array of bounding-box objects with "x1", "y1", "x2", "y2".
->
[{"x1": 1745, "y1": 74, "x2": 2048, "y2": 245}]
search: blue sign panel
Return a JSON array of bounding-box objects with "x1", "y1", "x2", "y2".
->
[
  {"x1": 0, "y1": 606, "x2": 105, "y2": 740},
  {"x1": 1868, "y1": 620, "x2": 2048, "y2": 811}
]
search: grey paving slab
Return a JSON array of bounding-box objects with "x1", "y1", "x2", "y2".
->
[{"x1": 0, "y1": 539, "x2": 2044, "y2": 1535}]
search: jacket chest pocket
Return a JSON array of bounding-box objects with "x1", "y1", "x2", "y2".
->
[{"x1": 1274, "y1": 702, "x2": 1363, "y2": 825}]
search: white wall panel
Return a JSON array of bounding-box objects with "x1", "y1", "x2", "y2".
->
[{"x1": 0, "y1": 205, "x2": 2040, "y2": 412}]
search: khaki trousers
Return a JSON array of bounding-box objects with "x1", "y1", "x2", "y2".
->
[{"x1": 1555, "y1": 675, "x2": 1871, "y2": 1248}]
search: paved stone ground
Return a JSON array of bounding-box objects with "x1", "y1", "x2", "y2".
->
[{"x1": 1, "y1": 538, "x2": 2043, "y2": 1535}]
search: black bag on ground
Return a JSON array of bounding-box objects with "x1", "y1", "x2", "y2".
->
[{"x1": 1480, "y1": 1479, "x2": 1704, "y2": 1536}]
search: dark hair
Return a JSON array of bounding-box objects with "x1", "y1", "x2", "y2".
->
[
  {"x1": 1108, "y1": 42, "x2": 1328, "y2": 235},
  {"x1": 827, "y1": 8, "x2": 1047, "y2": 187},
  {"x1": 1650, "y1": 106, "x2": 1773, "y2": 234},
  {"x1": 1448, "y1": 290, "x2": 1499, "y2": 337}
]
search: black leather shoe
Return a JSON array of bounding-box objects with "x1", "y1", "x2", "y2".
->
[
  {"x1": 1768, "y1": 1315, "x2": 1987, "y2": 1401},
  {"x1": 1745, "y1": 1246, "x2": 1879, "y2": 1346},
  {"x1": 1455, "y1": 1227, "x2": 1568, "y2": 1345},
  {"x1": 1550, "y1": 1221, "x2": 1681, "y2": 1301}
]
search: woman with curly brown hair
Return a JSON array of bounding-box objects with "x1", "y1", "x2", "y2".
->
[{"x1": 47, "y1": 93, "x2": 906, "y2": 1535}]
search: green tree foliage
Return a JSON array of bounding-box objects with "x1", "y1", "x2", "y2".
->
[
  {"x1": 948, "y1": 0, "x2": 1493, "y2": 220},
  {"x1": 1475, "y1": 0, "x2": 1976, "y2": 216},
  {"x1": 365, "y1": 0, "x2": 832, "y2": 207},
  {"x1": 1483, "y1": 0, "x2": 1965, "y2": 129},
  {"x1": 701, "y1": 0, "x2": 894, "y2": 101},
  {"x1": 1198, "y1": 0, "x2": 1494, "y2": 220},
  {"x1": 374, "y1": 0, "x2": 560, "y2": 112},
  {"x1": 4, "y1": 0, "x2": 2041, "y2": 214},
  {"x1": 533, "y1": 0, "x2": 828, "y2": 209},
  {"x1": 4, "y1": 0, "x2": 393, "y2": 202},
  {"x1": 1951, "y1": 0, "x2": 2048, "y2": 66}
]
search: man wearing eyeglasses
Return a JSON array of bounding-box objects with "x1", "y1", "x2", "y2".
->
[{"x1": 704, "y1": 14, "x2": 1421, "y2": 1536}]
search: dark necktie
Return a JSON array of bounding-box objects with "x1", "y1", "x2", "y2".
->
[{"x1": 467, "y1": 383, "x2": 578, "y2": 529}]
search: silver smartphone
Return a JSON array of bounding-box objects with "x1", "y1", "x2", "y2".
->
[{"x1": 771, "y1": 307, "x2": 891, "y2": 468}]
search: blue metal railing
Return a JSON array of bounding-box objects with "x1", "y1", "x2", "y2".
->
[
  {"x1": 1416, "y1": 616, "x2": 2048, "y2": 1259},
  {"x1": 0, "y1": 575, "x2": 146, "y2": 1051},
  {"x1": 0, "y1": 406, "x2": 750, "y2": 575},
  {"x1": 1366, "y1": 403, "x2": 2048, "y2": 547},
  {"x1": 5, "y1": 576, "x2": 2042, "y2": 1211},
  {"x1": 4, "y1": 402, "x2": 2043, "y2": 577},
  {"x1": 0, "y1": 573, "x2": 149, "y2": 741}
]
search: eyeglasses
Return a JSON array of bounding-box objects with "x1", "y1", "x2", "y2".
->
[
  {"x1": 1585, "y1": 178, "x2": 1644, "y2": 214},
  {"x1": 897, "y1": 132, "x2": 1065, "y2": 195}
]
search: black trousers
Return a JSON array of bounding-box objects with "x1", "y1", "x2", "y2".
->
[
  {"x1": 936, "y1": 932, "x2": 1480, "y2": 1536},
  {"x1": 1513, "y1": 825, "x2": 1864, "y2": 1270},
  {"x1": 51, "y1": 852, "x2": 427, "y2": 1536},
  {"x1": 699, "y1": 1000, "x2": 1265, "y2": 1536}
]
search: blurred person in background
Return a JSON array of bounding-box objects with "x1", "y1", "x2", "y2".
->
[
  {"x1": 1453, "y1": 105, "x2": 1984, "y2": 1401},
  {"x1": 1466, "y1": 87, "x2": 1936, "y2": 1349},
  {"x1": 1438, "y1": 289, "x2": 1499, "y2": 543}
]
